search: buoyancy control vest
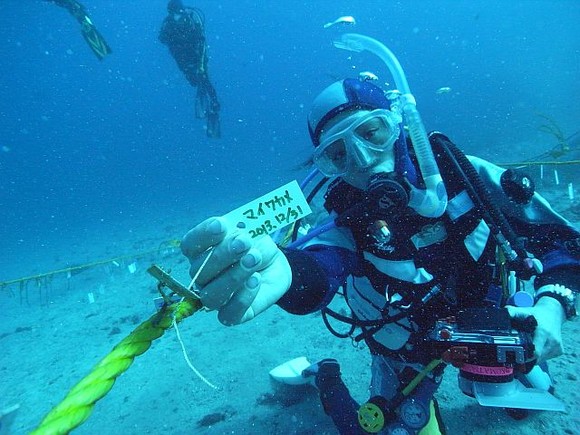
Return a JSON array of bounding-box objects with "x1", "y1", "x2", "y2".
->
[{"x1": 321, "y1": 133, "x2": 523, "y2": 357}]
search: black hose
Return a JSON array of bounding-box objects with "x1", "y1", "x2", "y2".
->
[{"x1": 429, "y1": 132, "x2": 526, "y2": 257}]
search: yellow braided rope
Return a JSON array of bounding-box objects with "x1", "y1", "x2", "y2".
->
[{"x1": 30, "y1": 298, "x2": 202, "y2": 435}]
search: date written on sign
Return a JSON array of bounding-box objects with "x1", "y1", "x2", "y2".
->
[{"x1": 224, "y1": 180, "x2": 312, "y2": 238}]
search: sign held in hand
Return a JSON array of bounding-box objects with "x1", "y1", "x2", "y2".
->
[{"x1": 224, "y1": 180, "x2": 312, "y2": 238}]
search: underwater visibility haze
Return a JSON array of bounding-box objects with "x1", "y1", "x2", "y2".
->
[{"x1": 0, "y1": 1, "x2": 579, "y2": 434}]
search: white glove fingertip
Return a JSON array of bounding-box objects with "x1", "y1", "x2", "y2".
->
[
  {"x1": 217, "y1": 273, "x2": 261, "y2": 326},
  {"x1": 241, "y1": 250, "x2": 262, "y2": 271},
  {"x1": 246, "y1": 272, "x2": 261, "y2": 290}
]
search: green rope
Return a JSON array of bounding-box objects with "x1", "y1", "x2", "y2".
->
[{"x1": 31, "y1": 299, "x2": 202, "y2": 435}]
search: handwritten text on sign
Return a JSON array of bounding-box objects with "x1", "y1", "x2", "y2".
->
[{"x1": 224, "y1": 180, "x2": 312, "y2": 238}]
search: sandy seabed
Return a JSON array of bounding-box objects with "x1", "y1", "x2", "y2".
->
[{"x1": 1, "y1": 186, "x2": 579, "y2": 435}]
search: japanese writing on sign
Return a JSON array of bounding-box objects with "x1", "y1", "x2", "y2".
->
[{"x1": 224, "y1": 180, "x2": 312, "y2": 238}]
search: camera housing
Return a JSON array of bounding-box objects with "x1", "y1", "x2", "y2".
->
[
  {"x1": 426, "y1": 307, "x2": 564, "y2": 411},
  {"x1": 428, "y1": 307, "x2": 535, "y2": 371}
]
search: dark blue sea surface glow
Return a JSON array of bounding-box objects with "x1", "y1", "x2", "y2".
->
[{"x1": 1, "y1": 0, "x2": 578, "y2": 279}]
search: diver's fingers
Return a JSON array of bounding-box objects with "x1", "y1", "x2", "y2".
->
[
  {"x1": 216, "y1": 242, "x2": 292, "y2": 325},
  {"x1": 198, "y1": 247, "x2": 264, "y2": 309},
  {"x1": 182, "y1": 217, "x2": 254, "y2": 286},
  {"x1": 217, "y1": 273, "x2": 261, "y2": 326},
  {"x1": 192, "y1": 232, "x2": 255, "y2": 286},
  {"x1": 181, "y1": 217, "x2": 228, "y2": 259}
]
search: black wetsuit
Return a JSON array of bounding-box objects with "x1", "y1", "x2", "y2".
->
[
  {"x1": 159, "y1": 7, "x2": 221, "y2": 138},
  {"x1": 278, "y1": 133, "x2": 580, "y2": 434}
]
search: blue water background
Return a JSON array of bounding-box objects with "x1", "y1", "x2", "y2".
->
[{"x1": 1, "y1": 0, "x2": 579, "y2": 280}]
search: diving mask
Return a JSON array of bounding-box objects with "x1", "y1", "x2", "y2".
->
[{"x1": 313, "y1": 109, "x2": 402, "y2": 177}]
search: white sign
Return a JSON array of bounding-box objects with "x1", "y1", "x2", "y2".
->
[{"x1": 224, "y1": 180, "x2": 312, "y2": 239}]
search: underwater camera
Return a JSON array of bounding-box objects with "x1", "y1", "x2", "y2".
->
[{"x1": 428, "y1": 307, "x2": 565, "y2": 411}]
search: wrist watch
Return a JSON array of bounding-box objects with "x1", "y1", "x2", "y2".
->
[{"x1": 534, "y1": 285, "x2": 578, "y2": 320}]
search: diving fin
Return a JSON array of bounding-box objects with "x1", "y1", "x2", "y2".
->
[
  {"x1": 206, "y1": 112, "x2": 221, "y2": 138},
  {"x1": 195, "y1": 87, "x2": 209, "y2": 119},
  {"x1": 269, "y1": 357, "x2": 313, "y2": 385},
  {"x1": 80, "y1": 18, "x2": 112, "y2": 60}
]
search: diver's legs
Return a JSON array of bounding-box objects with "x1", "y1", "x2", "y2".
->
[
  {"x1": 198, "y1": 76, "x2": 220, "y2": 137},
  {"x1": 303, "y1": 359, "x2": 362, "y2": 434},
  {"x1": 370, "y1": 355, "x2": 446, "y2": 434}
]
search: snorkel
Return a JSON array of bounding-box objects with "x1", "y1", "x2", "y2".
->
[{"x1": 335, "y1": 34, "x2": 448, "y2": 218}]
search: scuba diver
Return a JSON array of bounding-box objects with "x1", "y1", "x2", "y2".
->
[
  {"x1": 46, "y1": 0, "x2": 112, "y2": 60},
  {"x1": 159, "y1": 0, "x2": 221, "y2": 138},
  {"x1": 179, "y1": 34, "x2": 579, "y2": 434}
]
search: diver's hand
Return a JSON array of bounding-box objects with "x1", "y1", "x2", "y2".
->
[
  {"x1": 506, "y1": 286, "x2": 566, "y2": 365},
  {"x1": 181, "y1": 217, "x2": 292, "y2": 326}
]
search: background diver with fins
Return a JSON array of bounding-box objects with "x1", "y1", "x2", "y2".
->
[
  {"x1": 159, "y1": 0, "x2": 221, "y2": 138},
  {"x1": 46, "y1": 0, "x2": 112, "y2": 60}
]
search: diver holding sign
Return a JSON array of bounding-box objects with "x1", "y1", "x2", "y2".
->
[{"x1": 180, "y1": 34, "x2": 579, "y2": 434}]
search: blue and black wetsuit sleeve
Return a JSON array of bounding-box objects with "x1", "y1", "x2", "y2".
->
[
  {"x1": 512, "y1": 219, "x2": 580, "y2": 291},
  {"x1": 276, "y1": 245, "x2": 358, "y2": 314},
  {"x1": 533, "y1": 238, "x2": 580, "y2": 292}
]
